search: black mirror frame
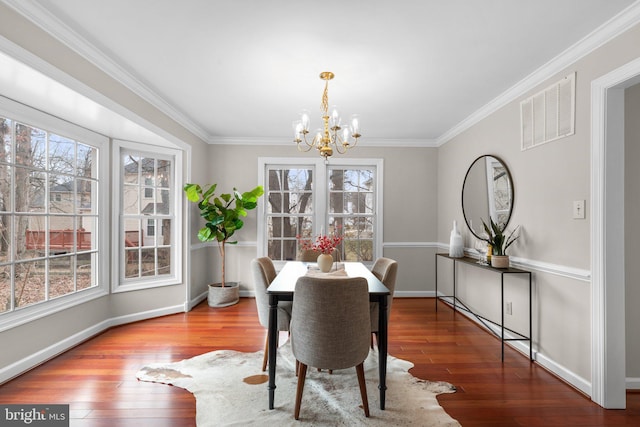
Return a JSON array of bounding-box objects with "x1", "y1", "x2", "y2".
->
[{"x1": 461, "y1": 154, "x2": 514, "y2": 240}]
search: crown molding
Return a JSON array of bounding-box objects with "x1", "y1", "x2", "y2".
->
[
  {"x1": 4, "y1": 0, "x2": 640, "y2": 149},
  {"x1": 436, "y1": 0, "x2": 640, "y2": 146},
  {"x1": 209, "y1": 136, "x2": 438, "y2": 147},
  {"x1": 0, "y1": 0, "x2": 211, "y2": 143}
]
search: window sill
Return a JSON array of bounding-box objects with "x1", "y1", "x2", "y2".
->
[{"x1": 113, "y1": 276, "x2": 181, "y2": 293}]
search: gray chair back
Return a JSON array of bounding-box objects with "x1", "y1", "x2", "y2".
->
[
  {"x1": 251, "y1": 257, "x2": 291, "y2": 331},
  {"x1": 370, "y1": 257, "x2": 398, "y2": 332},
  {"x1": 291, "y1": 276, "x2": 370, "y2": 370}
]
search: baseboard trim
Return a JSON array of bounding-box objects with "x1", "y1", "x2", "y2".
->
[
  {"x1": 188, "y1": 290, "x2": 208, "y2": 310},
  {"x1": 436, "y1": 296, "x2": 591, "y2": 396},
  {"x1": 627, "y1": 378, "x2": 640, "y2": 390},
  {"x1": 534, "y1": 352, "x2": 591, "y2": 396},
  {"x1": 0, "y1": 304, "x2": 185, "y2": 385},
  {"x1": 239, "y1": 290, "x2": 434, "y2": 299},
  {"x1": 394, "y1": 291, "x2": 435, "y2": 298}
]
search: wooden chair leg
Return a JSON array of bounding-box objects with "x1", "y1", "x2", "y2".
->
[
  {"x1": 294, "y1": 363, "x2": 308, "y2": 420},
  {"x1": 261, "y1": 333, "x2": 269, "y2": 372},
  {"x1": 355, "y1": 363, "x2": 369, "y2": 417}
]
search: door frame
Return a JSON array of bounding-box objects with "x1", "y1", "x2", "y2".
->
[{"x1": 591, "y1": 56, "x2": 640, "y2": 408}]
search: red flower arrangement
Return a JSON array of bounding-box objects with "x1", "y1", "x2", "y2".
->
[{"x1": 296, "y1": 231, "x2": 344, "y2": 255}]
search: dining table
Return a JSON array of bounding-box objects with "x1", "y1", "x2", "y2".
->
[{"x1": 266, "y1": 261, "x2": 391, "y2": 410}]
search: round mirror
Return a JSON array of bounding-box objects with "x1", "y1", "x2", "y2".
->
[{"x1": 462, "y1": 155, "x2": 514, "y2": 240}]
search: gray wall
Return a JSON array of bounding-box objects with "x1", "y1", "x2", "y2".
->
[
  {"x1": 625, "y1": 83, "x2": 640, "y2": 379},
  {"x1": 202, "y1": 144, "x2": 439, "y2": 296},
  {"x1": 437, "y1": 21, "x2": 640, "y2": 387},
  {"x1": 2, "y1": 0, "x2": 640, "y2": 396},
  {"x1": 0, "y1": 2, "x2": 208, "y2": 381}
]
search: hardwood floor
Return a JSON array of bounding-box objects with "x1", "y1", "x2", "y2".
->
[{"x1": 0, "y1": 298, "x2": 638, "y2": 426}]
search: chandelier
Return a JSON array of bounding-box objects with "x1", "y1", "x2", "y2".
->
[{"x1": 293, "y1": 71, "x2": 361, "y2": 160}]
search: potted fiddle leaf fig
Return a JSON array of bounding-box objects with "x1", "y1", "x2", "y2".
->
[
  {"x1": 184, "y1": 183, "x2": 264, "y2": 307},
  {"x1": 481, "y1": 217, "x2": 519, "y2": 268}
]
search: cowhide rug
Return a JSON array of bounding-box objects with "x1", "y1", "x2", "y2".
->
[{"x1": 136, "y1": 341, "x2": 460, "y2": 426}]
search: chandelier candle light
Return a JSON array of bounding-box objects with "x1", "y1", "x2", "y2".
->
[{"x1": 293, "y1": 71, "x2": 361, "y2": 160}]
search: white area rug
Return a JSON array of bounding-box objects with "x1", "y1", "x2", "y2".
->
[{"x1": 136, "y1": 342, "x2": 461, "y2": 426}]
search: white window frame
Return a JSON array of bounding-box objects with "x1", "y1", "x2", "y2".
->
[
  {"x1": 112, "y1": 140, "x2": 182, "y2": 292},
  {"x1": 0, "y1": 96, "x2": 109, "y2": 332},
  {"x1": 257, "y1": 157, "x2": 383, "y2": 270}
]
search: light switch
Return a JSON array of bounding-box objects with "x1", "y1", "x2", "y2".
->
[{"x1": 573, "y1": 200, "x2": 585, "y2": 219}]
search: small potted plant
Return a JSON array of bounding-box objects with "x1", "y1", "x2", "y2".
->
[
  {"x1": 184, "y1": 183, "x2": 264, "y2": 307},
  {"x1": 481, "y1": 218, "x2": 519, "y2": 268},
  {"x1": 296, "y1": 230, "x2": 343, "y2": 272}
]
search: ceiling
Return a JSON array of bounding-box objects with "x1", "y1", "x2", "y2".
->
[{"x1": 4, "y1": 0, "x2": 639, "y2": 146}]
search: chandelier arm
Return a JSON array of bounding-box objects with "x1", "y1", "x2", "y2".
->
[
  {"x1": 332, "y1": 133, "x2": 348, "y2": 154},
  {"x1": 295, "y1": 133, "x2": 316, "y2": 152},
  {"x1": 296, "y1": 142, "x2": 314, "y2": 153}
]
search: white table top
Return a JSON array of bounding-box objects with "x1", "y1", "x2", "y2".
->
[{"x1": 267, "y1": 261, "x2": 389, "y2": 295}]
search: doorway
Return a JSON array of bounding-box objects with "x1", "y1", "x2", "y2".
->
[{"x1": 591, "y1": 57, "x2": 640, "y2": 409}]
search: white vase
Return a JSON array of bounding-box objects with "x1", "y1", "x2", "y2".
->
[
  {"x1": 317, "y1": 253, "x2": 334, "y2": 273},
  {"x1": 449, "y1": 220, "x2": 464, "y2": 258}
]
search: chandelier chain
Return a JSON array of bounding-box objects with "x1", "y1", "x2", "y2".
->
[{"x1": 321, "y1": 80, "x2": 329, "y2": 115}]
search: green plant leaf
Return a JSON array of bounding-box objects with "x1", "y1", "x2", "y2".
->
[
  {"x1": 183, "y1": 183, "x2": 201, "y2": 202},
  {"x1": 197, "y1": 226, "x2": 213, "y2": 242},
  {"x1": 201, "y1": 184, "x2": 217, "y2": 200}
]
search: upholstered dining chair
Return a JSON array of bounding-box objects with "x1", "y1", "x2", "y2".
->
[
  {"x1": 369, "y1": 257, "x2": 398, "y2": 347},
  {"x1": 290, "y1": 275, "x2": 371, "y2": 420},
  {"x1": 251, "y1": 257, "x2": 293, "y2": 371},
  {"x1": 297, "y1": 248, "x2": 341, "y2": 262}
]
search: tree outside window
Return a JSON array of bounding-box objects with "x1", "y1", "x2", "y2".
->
[
  {"x1": 0, "y1": 116, "x2": 98, "y2": 314},
  {"x1": 260, "y1": 159, "x2": 380, "y2": 264}
]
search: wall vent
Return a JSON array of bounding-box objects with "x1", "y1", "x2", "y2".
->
[{"x1": 520, "y1": 72, "x2": 575, "y2": 150}]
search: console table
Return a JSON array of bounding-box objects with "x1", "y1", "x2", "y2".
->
[{"x1": 435, "y1": 253, "x2": 533, "y2": 361}]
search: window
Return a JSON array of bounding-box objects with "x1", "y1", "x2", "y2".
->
[
  {"x1": 144, "y1": 178, "x2": 153, "y2": 198},
  {"x1": 328, "y1": 166, "x2": 375, "y2": 261},
  {"x1": 146, "y1": 218, "x2": 156, "y2": 237},
  {"x1": 115, "y1": 142, "x2": 181, "y2": 290},
  {"x1": 258, "y1": 158, "x2": 382, "y2": 266},
  {"x1": 0, "y1": 104, "x2": 105, "y2": 323}
]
